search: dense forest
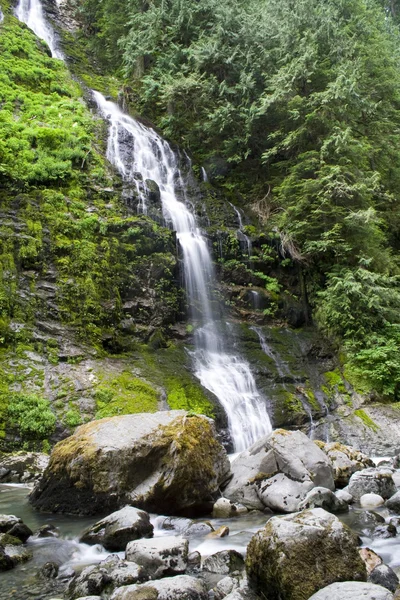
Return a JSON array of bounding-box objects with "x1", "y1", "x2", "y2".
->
[{"x1": 74, "y1": 0, "x2": 400, "y2": 399}]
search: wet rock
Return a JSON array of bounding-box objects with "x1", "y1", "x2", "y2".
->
[
  {"x1": 187, "y1": 551, "x2": 201, "y2": 570},
  {"x1": 159, "y1": 517, "x2": 192, "y2": 533},
  {"x1": 30, "y1": 412, "x2": 231, "y2": 515},
  {"x1": 1, "y1": 543, "x2": 32, "y2": 567},
  {"x1": 316, "y1": 442, "x2": 374, "y2": 488},
  {"x1": 246, "y1": 508, "x2": 366, "y2": 600},
  {"x1": 67, "y1": 555, "x2": 144, "y2": 599},
  {"x1": 348, "y1": 468, "x2": 396, "y2": 502},
  {"x1": 0, "y1": 451, "x2": 49, "y2": 483},
  {"x1": 352, "y1": 511, "x2": 385, "y2": 536},
  {"x1": 213, "y1": 576, "x2": 239, "y2": 600},
  {"x1": 213, "y1": 498, "x2": 233, "y2": 518},
  {"x1": 0, "y1": 514, "x2": 32, "y2": 542},
  {"x1": 211, "y1": 525, "x2": 230, "y2": 538},
  {"x1": 110, "y1": 574, "x2": 208, "y2": 600},
  {"x1": 386, "y1": 491, "x2": 400, "y2": 512},
  {"x1": 35, "y1": 524, "x2": 60, "y2": 538},
  {"x1": 335, "y1": 489, "x2": 353, "y2": 504},
  {"x1": 202, "y1": 550, "x2": 244, "y2": 574},
  {"x1": 125, "y1": 536, "x2": 189, "y2": 579},
  {"x1": 0, "y1": 545, "x2": 15, "y2": 571},
  {"x1": 373, "y1": 523, "x2": 397, "y2": 538},
  {"x1": 369, "y1": 565, "x2": 399, "y2": 593},
  {"x1": 40, "y1": 561, "x2": 59, "y2": 578},
  {"x1": 308, "y1": 581, "x2": 393, "y2": 600},
  {"x1": 80, "y1": 506, "x2": 153, "y2": 551},
  {"x1": 360, "y1": 493, "x2": 385, "y2": 508},
  {"x1": 299, "y1": 486, "x2": 348, "y2": 513},
  {"x1": 0, "y1": 533, "x2": 22, "y2": 546},
  {"x1": 359, "y1": 547, "x2": 383, "y2": 574},
  {"x1": 223, "y1": 429, "x2": 334, "y2": 513},
  {"x1": 183, "y1": 522, "x2": 214, "y2": 538}
]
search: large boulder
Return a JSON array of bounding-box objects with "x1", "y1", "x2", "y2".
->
[
  {"x1": 316, "y1": 442, "x2": 374, "y2": 488},
  {"x1": 348, "y1": 468, "x2": 396, "y2": 502},
  {"x1": 246, "y1": 508, "x2": 366, "y2": 600},
  {"x1": 125, "y1": 536, "x2": 189, "y2": 579},
  {"x1": 110, "y1": 575, "x2": 208, "y2": 600},
  {"x1": 223, "y1": 430, "x2": 334, "y2": 513},
  {"x1": 30, "y1": 412, "x2": 231, "y2": 515},
  {"x1": 202, "y1": 550, "x2": 244, "y2": 575},
  {"x1": 80, "y1": 506, "x2": 153, "y2": 551},
  {"x1": 0, "y1": 515, "x2": 32, "y2": 542},
  {"x1": 308, "y1": 581, "x2": 393, "y2": 600}
]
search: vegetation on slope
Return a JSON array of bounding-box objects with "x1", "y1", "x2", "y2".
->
[{"x1": 72, "y1": 0, "x2": 400, "y2": 400}]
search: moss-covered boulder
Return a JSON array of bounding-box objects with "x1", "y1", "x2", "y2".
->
[
  {"x1": 246, "y1": 508, "x2": 366, "y2": 600},
  {"x1": 29, "y1": 411, "x2": 231, "y2": 515},
  {"x1": 316, "y1": 441, "x2": 374, "y2": 488}
]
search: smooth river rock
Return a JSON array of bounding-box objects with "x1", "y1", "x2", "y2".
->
[
  {"x1": 316, "y1": 442, "x2": 374, "y2": 488},
  {"x1": 308, "y1": 581, "x2": 393, "y2": 600},
  {"x1": 246, "y1": 508, "x2": 366, "y2": 600},
  {"x1": 125, "y1": 536, "x2": 189, "y2": 579},
  {"x1": 223, "y1": 429, "x2": 334, "y2": 512},
  {"x1": 29, "y1": 411, "x2": 231, "y2": 515},
  {"x1": 110, "y1": 574, "x2": 208, "y2": 600},
  {"x1": 348, "y1": 468, "x2": 396, "y2": 502},
  {"x1": 80, "y1": 506, "x2": 153, "y2": 551}
]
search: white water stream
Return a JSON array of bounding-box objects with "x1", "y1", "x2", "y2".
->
[
  {"x1": 94, "y1": 94, "x2": 272, "y2": 451},
  {"x1": 14, "y1": 0, "x2": 272, "y2": 452},
  {"x1": 15, "y1": 0, "x2": 63, "y2": 58}
]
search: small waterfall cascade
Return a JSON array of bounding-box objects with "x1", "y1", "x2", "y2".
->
[
  {"x1": 229, "y1": 202, "x2": 252, "y2": 258},
  {"x1": 15, "y1": 0, "x2": 63, "y2": 59},
  {"x1": 94, "y1": 93, "x2": 272, "y2": 452},
  {"x1": 0, "y1": 6, "x2": 4, "y2": 23}
]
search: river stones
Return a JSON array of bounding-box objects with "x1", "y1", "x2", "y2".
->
[
  {"x1": 246, "y1": 507, "x2": 366, "y2": 600},
  {"x1": 299, "y1": 486, "x2": 348, "y2": 513},
  {"x1": 386, "y1": 491, "x2": 400, "y2": 512},
  {"x1": 308, "y1": 581, "x2": 393, "y2": 600},
  {"x1": 0, "y1": 514, "x2": 32, "y2": 542},
  {"x1": 360, "y1": 493, "x2": 385, "y2": 508},
  {"x1": 67, "y1": 555, "x2": 145, "y2": 599},
  {"x1": 125, "y1": 536, "x2": 189, "y2": 579},
  {"x1": 80, "y1": 506, "x2": 153, "y2": 551},
  {"x1": 348, "y1": 468, "x2": 396, "y2": 502},
  {"x1": 223, "y1": 429, "x2": 334, "y2": 513},
  {"x1": 30, "y1": 411, "x2": 231, "y2": 515},
  {"x1": 110, "y1": 575, "x2": 208, "y2": 600},
  {"x1": 316, "y1": 442, "x2": 374, "y2": 488},
  {"x1": 202, "y1": 550, "x2": 244, "y2": 575},
  {"x1": 369, "y1": 565, "x2": 399, "y2": 593},
  {"x1": 0, "y1": 451, "x2": 49, "y2": 483}
]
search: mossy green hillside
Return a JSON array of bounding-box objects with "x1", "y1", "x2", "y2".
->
[{"x1": 94, "y1": 371, "x2": 160, "y2": 418}]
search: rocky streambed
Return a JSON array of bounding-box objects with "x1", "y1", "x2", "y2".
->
[{"x1": 2, "y1": 411, "x2": 400, "y2": 600}]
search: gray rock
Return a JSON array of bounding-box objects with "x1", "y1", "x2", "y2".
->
[
  {"x1": 299, "y1": 486, "x2": 348, "y2": 513},
  {"x1": 213, "y1": 498, "x2": 234, "y2": 518},
  {"x1": 125, "y1": 536, "x2": 188, "y2": 579},
  {"x1": 159, "y1": 517, "x2": 192, "y2": 533},
  {"x1": 74, "y1": 597, "x2": 103, "y2": 600},
  {"x1": 308, "y1": 581, "x2": 393, "y2": 600},
  {"x1": 2, "y1": 543, "x2": 32, "y2": 567},
  {"x1": 187, "y1": 551, "x2": 201, "y2": 570},
  {"x1": 317, "y1": 442, "x2": 374, "y2": 487},
  {"x1": 0, "y1": 452, "x2": 49, "y2": 483},
  {"x1": 40, "y1": 561, "x2": 59, "y2": 578},
  {"x1": 373, "y1": 523, "x2": 397, "y2": 538},
  {"x1": 202, "y1": 550, "x2": 244, "y2": 575},
  {"x1": 360, "y1": 493, "x2": 385, "y2": 508},
  {"x1": 369, "y1": 564, "x2": 399, "y2": 593},
  {"x1": 80, "y1": 506, "x2": 153, "y2": 551},
  {"x1": 223, "y1": 430, "x2": 334, "y2": 513},
  {"x1": 30, "y1": 412, "x2": 231, "y2": 515},
  {"x1": 335, "y1": 489, "x2": 353, "y2": 504},
  {"x1": 67, "y1": 555, "x2": 144, "y2": 599},
  {"x1": 0, "y1": 515, "x2": 32, "y2": 542},
  {"x1": 183, "y1": 522, "x2": 214, "y2": 538},
  {"x1": 386, "y1": 491, "x2": 400, "y2": 512},
  {"x1": 110, "y1": 574, "x2": 208, "y2": 600},
  {"x1": 35, "y1": 524, "x2": 60, "y2": 538},
  {"x1": 213, "y1": 576, "x2": 239, "y2": 600},
  {"x1": 348, "y1": 468, "x2": 396, "y2": 502},
  {"x1": 246, "y1": 508, "x2": 367, "y2": 600}
]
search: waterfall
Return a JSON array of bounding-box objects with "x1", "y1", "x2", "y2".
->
[
  {"x1": 229, "y1": 202, "x2": 252, "y2": 258},
  {"x1": 14, "y1": 0, "x2": 272, "y2": 452},
  {"x1": 15, "y1": 0, "x2": 63, "y2": 58},
  {"x1": 94, "y1": 93, "x2": 272, "y2": 451},
  {"x1": 0, "y1": 6, "x2": 4, "y2": 23}
]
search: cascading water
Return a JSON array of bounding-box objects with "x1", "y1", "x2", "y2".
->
[
  {"x1": 14, "y1": 0, "x2": 272, "y2": 452},
  {"x1": 15, "y1": 0, "x2": 63, "y2": 59},
  {"x1": 94, "y1": 93, "x2": 272, "y2": 451},
  {"x1": 229, "y1": 202, "x2": 252, "y2": 258}
]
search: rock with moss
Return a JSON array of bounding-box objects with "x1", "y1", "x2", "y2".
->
[
  {"x1": 348, "y1": 468, "x2": 396, "y2": 502},
  {"x1": 316, "y1": 441, "x2": 374, "y2": 488},
  {"x1": 0, "y1": 451, "x2": 50, "y2": 484},
  {"x1": 223, "y1": 429, "x2": 334, "y2": 512},
  {"x1": 246, "y1": 508, "x2": 367, "y2": 600},
  {"x1": 125, "y1": 536, "x2": 189, "y2": 579},
  {"x1": 30, "y1": 411, "x2": 231, "y2": 515}
]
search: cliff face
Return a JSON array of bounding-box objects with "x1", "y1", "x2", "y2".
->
[{"x1": 1, "y1": 0, "x2": 399, "y2": 456}]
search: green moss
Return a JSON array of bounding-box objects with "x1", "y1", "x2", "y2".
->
[
  {"x1": 324, "y1": 370, "x2": 347, "y2": 394},
  {"x1": 94, "y1": 371, "x2": 159, "y2": 418},
  {"x1": 166, "y1": 377, "x2": 214, "y2": 417},
  {"x1": 354, "y1": 409, "x2": 379, "y2": 432}
]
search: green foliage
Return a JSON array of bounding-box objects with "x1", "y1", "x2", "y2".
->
[
  {"x1": 8, "y1": 393, "x2": 56, "y2": 439},
  {"x1": 94, "y1": 372, "x2": 159, "y2": 418},
  {"x1": 354, "y1": 409, "x2": 379, "y2": 432},
  {"x1": 64, "y1": 409, "x2": 82, "y2": 428}
]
